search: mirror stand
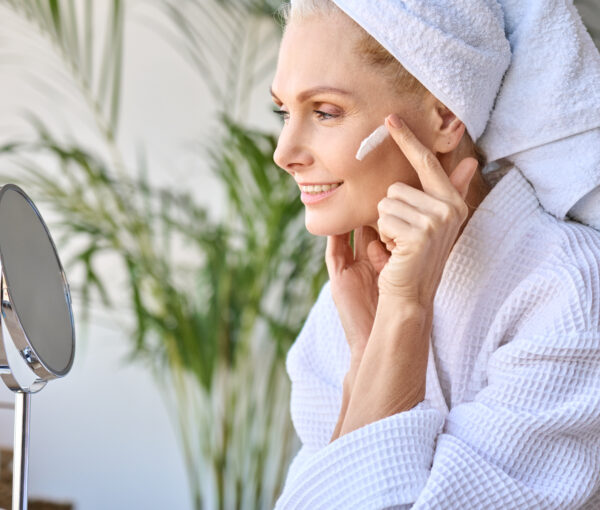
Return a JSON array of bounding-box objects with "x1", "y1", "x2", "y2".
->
[
  {"x1": 0, "y1": 277, "x2": 47, "y2": 510},
  {"x1": 0, "y1": 322, "x2": 44, "y2": 510},
  {"x1": 13, "y1": 391, "x2": 30, "y2": 510}
]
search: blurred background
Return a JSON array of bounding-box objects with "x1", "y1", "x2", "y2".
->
[{"x1": 0, "y1": 1, "x2": 598, "y2": 509}]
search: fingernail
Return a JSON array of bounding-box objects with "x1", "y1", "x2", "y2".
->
[{"x1": 387, "y1": 114, "x2": 403, "y2": 129}]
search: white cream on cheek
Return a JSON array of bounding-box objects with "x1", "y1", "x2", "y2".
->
[{"x1": 355, "y1": 123, "x2": 389, "y2": 161}]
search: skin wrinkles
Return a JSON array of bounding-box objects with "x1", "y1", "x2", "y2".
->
[{"x1": 271, "y1": 88, "x2": 362, "y2": 132}]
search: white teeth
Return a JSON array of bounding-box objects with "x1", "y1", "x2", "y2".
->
[{"x1": 300, "y1": 182, "x2": 341, "y2": 194}]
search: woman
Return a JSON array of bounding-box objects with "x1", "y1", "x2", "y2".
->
[{"x1": 272, "y1": 0, "x2": 600, "y2": 508}]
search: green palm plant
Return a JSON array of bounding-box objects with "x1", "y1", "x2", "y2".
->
[
  {"x1": 0, "y1": 0, "x2": 125, "y2": 153},
  {"x1": 0, "y1": 1, "x2": 326, "y2": 508},
  {"x1": 1, "y1": 116, "x2": 326, "y2": 508}
]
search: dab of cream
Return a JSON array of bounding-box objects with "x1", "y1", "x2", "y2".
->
[{"x1": 355, "y1": 124, "x2": 389, "y2": 161}]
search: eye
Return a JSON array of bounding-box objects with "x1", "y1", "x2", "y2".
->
[
  {"x1": 314, "y1": 110, "x2": 337, "y2": 120},
  {"x1": 272, "y1": 108, "x2": 339, "y2": 123},
  {"x1": 272, "y1": 108, "x2": 289, "y2": 122}
]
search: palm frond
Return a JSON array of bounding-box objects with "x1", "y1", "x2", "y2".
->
[
  {"x1": 0, "y1": 0, "x2": 125, "y2": 138},
  {"x1": 150, "y1": 0, "x2": 282, "y2": 119},
  {"x1": 0, "y1": 2, "x2": 320, "y2": 508}
]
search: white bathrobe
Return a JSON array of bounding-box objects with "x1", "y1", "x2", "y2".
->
[{"x1": 274, "y1": 167, "x2": 600, "y2": 509}]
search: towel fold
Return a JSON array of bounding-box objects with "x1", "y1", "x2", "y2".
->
[{"x1": 479, "y1": 0, "x2": 600, "y2": 225}]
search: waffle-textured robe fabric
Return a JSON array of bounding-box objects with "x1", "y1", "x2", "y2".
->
[{"x1": 274, "y1": 167, "x2": 600, "y2": 509}]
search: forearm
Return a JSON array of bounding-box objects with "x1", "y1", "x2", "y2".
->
[
  {"x1": 329, "y1": 354, "x2": 362, "y2": 443},
  {"x1": 339, "y1": 298, "x2": 431, "y2": 437}
]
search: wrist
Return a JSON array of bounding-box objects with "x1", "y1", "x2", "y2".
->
[
  {"x1": 374, "y1": 296, "x2": 430, "y2": 332},
  {"x1": 369, "y1": 296, "x2": 432, "y2": 371},
  {"x1": 344, "y1": 352, "x2": 363, "y2": 391},
  {"x1": 378, "y1": 287, "x2": 435, "y2": 312}
]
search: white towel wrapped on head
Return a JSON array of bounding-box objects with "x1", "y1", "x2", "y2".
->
[{"x1": 327, "y1": 0, "x2": 600, "y2": 230}]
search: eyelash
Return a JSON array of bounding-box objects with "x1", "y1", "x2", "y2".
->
[{"x1": 272, "y1": 109, "x2": 337, "y2": 121}]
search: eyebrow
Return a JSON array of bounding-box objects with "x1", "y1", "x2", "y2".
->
[{"x1": 270, "y1": 86, "x2": 353, "y2": 103}]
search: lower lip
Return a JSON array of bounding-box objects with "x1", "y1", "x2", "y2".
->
[{"x1": 300, "y1": 184, "x2": 343, "y2": 205}]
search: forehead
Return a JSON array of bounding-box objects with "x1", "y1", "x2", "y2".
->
[{"x1": 271, "y1": 15, "x2": 366, "y2": 96}]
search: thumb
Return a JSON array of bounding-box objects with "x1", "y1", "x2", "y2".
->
[
  {"x1": 449, "y1": 157, "x2": 478, "y2": 200},
  {"x1": 355, "y1": 226, "x2": 379, "y2": 261},
  {"x1": 367, "y1": 239, "x2": 390, "y2": 274}
]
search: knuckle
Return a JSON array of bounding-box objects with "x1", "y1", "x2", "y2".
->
[
  {"x1": 450, "y1": 200, "x2": 467, "y2": 221},
  {"x1": 457, "y1": 201, "x2": 469, "y2": 220},
  {"x1": 436, "y1": 200, "x2": 467, "y2": 223},
  {"x1": 421, "y1": 216, "x2": 437, "y2": 235},
  {"x1": 378, "y1": 197, "x2": 389, "y2": 212},
  {"x1": 395, "y1": 129, "x2": 411, "y2": 145},
  {"x1": 422, "y1": 151, "x2": 439, "y2": 169},
  {"x1": 436, "y1": 202, "x2": 454, "y2": 223},
  {"x1": 378, "y1": 214, "x2": 394, "y2": 235},
  {"x1": 387, "y1": 181, "x2": 406, "y2": 197}
]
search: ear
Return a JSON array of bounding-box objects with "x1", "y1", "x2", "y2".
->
[{"x1": 430, "y1": 102, "x2": 467, "y2": 154}]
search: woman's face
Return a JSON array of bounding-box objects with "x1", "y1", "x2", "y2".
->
[{"x1": 271, "y1": 12, "x2": 434, "y2": 236}]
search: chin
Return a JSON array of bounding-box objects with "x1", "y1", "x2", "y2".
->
[{"x1": 304, "y1": 215, "x2": 357, "y2": 237}]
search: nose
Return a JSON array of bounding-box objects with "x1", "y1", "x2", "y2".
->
[{"x1": 273, "y1": 123, "x2": 314, "y2": 176}]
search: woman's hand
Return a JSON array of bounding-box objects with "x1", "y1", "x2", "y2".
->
[
  {"x1": 325, "y1": 114, "x2": 477, "y2": 353},
  {"x1": 331, "y1": 115, "x2": 480, "y2": 438},
  {"x1": 325, "y1": 226, "x2": 389, "y2": 360},
  {"x1": 376, "y1": 114, "x2": 478, "y2": 308},
  {"x1": 326, "y1": 226, "x2": 390, "y2": 443}
]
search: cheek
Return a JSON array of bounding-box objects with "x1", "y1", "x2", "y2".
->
[
  {"x1": 343, "y1": 139, "x2": 416, "y2": 197},
  {"x1": 315, "y1": 131, "x2": 363, "y2": 177},
  {"x1": 370, "y1": 139, "x2": 422, "y2": 190},
  {"x1": 303, "y1": 131, "x2": 421, "y2": 235}
]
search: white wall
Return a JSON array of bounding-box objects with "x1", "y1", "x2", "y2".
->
[
  {"x1": 0, "y1": 3, "x2": 280, "y2": 509},
  {"x1": 1, "y1": 314, "x2": 191, "y2": 510}
]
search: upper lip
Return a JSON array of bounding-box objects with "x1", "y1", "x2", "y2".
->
[{"x1": 297, "y1": 181, "x2": 343, "y2": 186}]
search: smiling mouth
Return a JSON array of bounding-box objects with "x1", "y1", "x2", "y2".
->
[
  {"x1": 299, "y1": 182, "x2": 343, "y2": 195},
  {"x1": 299, "y1": 182, "x2": 343, "y2": 205}
]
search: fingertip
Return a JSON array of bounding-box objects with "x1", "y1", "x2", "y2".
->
[
  {"x1": 386, "y1": 114, "x2": 404, "y2": 129},
  {"x1": 467, "y1": 156, "x2": 479, "y2": 173}
]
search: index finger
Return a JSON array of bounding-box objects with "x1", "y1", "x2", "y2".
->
[{"x1": 385, "y1": 114, "x2": 459, "y2": 201}]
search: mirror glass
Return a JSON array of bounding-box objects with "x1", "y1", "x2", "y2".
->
[{"x1": 0, "y1": 187, "x2": 74, "y2": 376}]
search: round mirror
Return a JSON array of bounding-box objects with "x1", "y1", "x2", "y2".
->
[{"x1": 0, "y1": 184, "x2": 75, "y2": 386}]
